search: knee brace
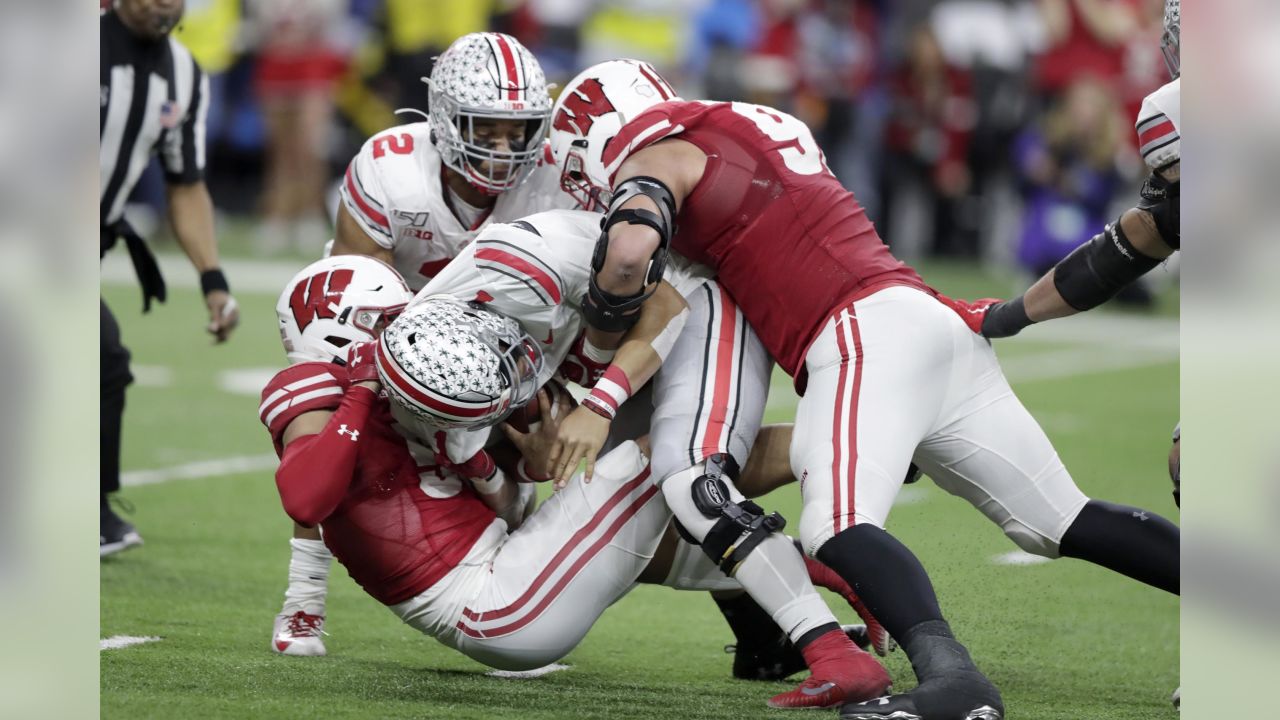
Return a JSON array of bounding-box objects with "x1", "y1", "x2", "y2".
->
[
  {"x1": 679, "y1": 454, "x2": 787, "y2": 576},
  {"x1": 1053, "y1": 219, "x2": 1163, "y2": 312}
]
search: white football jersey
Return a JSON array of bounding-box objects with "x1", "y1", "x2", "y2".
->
[
  {"x1": 338, "y1": 122, "x2": 578, "y2": 290},
  {"x1": 414, "y1": 208, "x2": 712, "y2": 386},
  {"x1": 1135, "y1": 79, "x2": 1180, "y2": 170}
]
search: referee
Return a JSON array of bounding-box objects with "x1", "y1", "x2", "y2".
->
[{"x1": 101, "y1": 0, "x2": 239, "y2": 556}]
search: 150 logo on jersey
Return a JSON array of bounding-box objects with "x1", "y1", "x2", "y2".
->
[{"x1": 289, "y1": 269, "x2": 353, "y2": 331}]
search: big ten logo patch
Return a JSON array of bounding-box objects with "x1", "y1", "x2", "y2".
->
[{"x1": 395, "y1": 211, "x2": 433, "y2": 242}]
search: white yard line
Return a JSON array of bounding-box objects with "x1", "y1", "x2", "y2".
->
[
  {"x1": 121, "y1": 454, "x2": 278, "y2": 487},
  {"x1": 991, "y1": 551, "x2": 1052, "y2": 566},
  {"x1": 485, "y1": 663, "x2": 570, "y2": 679},
  {"x1": 100, "y1": 635, "x2": 162, "y2": 651}
]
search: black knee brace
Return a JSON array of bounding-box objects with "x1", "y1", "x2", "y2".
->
[
  {"x1": 582, "y1": 176, "x2": 678, "y2": 332},
  {"x1": 687, "y1": 454, "x2": 786, "y2": 576}
]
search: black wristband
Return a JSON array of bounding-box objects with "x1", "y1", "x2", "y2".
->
[
  {"x1": 981, "y1": 296, "x2": 1033, "y2": 339},
  {"x1": 200, "y1": 269, "x2": 230, "y2": 296}
]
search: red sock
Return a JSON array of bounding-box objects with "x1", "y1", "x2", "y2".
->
[{"x1": 799, "y1": 627, "x2": 861, "y2": 678}]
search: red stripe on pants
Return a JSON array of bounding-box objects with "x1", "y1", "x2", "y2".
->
[{"x1": 699, "y1": 285, "x2": 738, "y2": 457}]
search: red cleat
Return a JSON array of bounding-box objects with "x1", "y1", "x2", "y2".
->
[{"x1": 767, "y1": 628, "x2": 891, "y2": 709}]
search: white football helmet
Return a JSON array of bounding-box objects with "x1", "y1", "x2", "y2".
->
[
  {"x1": 427, "y1": 32, "x2": 552, "y2": 195},
  {"x1": 549, "y1": 59, "x2": 681, "y2": 211},
  {"x1": 277, "y1": 255, "x2": 412, "y2": 365},
  {"x1": 376, "y1": 295, "x2": 544, "y2": 429},
  {"x1": 1161, "y1": 0, "x2": 1180, "y2": 78}
]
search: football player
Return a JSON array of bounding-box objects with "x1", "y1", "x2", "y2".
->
[
  {"x1": 946, "y1": 0, "x2": 1180, "y2": 340},
  {"x1": 549, "y1": 61, "x2": 1181, "y2": 720},
  {"x1": 261, "y1": 263, "x2": 871, "y2": 703},
  {"x1": 383, "y1": 205, "x2": 892, "y2": 708},
  {"x1": 271, "y1": 31, "x2": 576, "y2": 656}
]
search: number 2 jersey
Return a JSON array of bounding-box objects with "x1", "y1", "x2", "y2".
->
[
  {"x1": 604, "y1": 101, "x2": 929, "y2": 383},
  {"x1": 258, "y1": 361, "x2": 498, "y2": 605},
  {"x1": 338, "y1": 122, "x2": 578, "y2": 291}
]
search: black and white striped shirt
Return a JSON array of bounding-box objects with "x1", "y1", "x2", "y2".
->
[{"x1": 99, "y1": 10, "x2": 208, "y2": 229}]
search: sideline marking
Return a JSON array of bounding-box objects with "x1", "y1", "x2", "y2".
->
[
  {"x1": 101, "y1": 636, "x2": 162, "y2": 651},
  {"x1": 122, "y1": 454, "x2": 277, "y2": 487}
]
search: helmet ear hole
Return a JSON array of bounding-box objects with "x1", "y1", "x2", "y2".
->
[{"x1": 325, "y1": 336, "x2": 352, "y2": 349}]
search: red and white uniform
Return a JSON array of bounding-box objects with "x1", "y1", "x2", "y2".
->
[
  {"x1": 337, "y1": 123, "x2": 577, "y2": 290},
  {"x1": 259, "y1": 362, "x2": 495, "y2": 605},
  {"x1": 412, "y1": 209, "x2": 771, "y2": 484},
  {"x1": 1135, "y1": 78, "x2": 1180, "y2": 171},
  {"x1": 605, "y1": 100, "x2": 929, "y2": 383},
  {"x1": 607, "y1": 100, "x2": 1092, "y2": 557},
  {"x1": 261, "y1": 364, "x2": 724, "y2": 670}
]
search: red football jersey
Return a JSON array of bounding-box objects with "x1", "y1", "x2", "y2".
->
[
  {"x1": 260, "y1": 363, "x2": 496, "y2": 605},
  {"x1": 606, "y1": 100, "x2": 930, "y2": 381}
]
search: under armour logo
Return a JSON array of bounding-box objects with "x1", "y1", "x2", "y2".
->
[
  {"x1": 1132, "y1": 510, "x2": 1149, "y2": 521},
  {"x1": 337, "y1": 424, "x2": 360, "y2": 442}
]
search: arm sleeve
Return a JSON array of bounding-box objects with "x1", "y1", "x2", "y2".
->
[
  {"x1": 259, "y1": 363, "x2": 346, "y2": 454},
  {"x1": 338, "y1": 143, "x2": 396, "y2": 248},
  {"x1": 161, "y1": 59, "x2": 208, "y2": 184},
  {"x1": 274, "y1": 385, "x2": 377, "y2": 526}
]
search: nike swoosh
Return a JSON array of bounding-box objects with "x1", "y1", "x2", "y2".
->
[{"x1": 801, "y1": 681, "x2": 837, "y2": 696}]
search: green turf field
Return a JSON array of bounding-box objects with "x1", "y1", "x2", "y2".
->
[{"x1": 100, "y1": 256, "x2": 1179, "y2": 719}]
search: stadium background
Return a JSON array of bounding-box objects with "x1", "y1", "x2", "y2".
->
[{"x1": 100, "y1": 1, "x2": 1179, "y2": 718}]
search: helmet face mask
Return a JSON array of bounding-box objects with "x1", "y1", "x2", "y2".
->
[
  {"x1": 276, "y1": 256, "x2": 413, "y2": 366},
  {"x1": 427, "y1": 33, "x2": 552, "y2": 195},
  {"x1": 1161, "y1": 0, "x2": 1180, "y2": 78},
  {"x1": 549, "y1": 60, "x2": 680, "y2": 212},
  {"x1": 377, "y1": 296, "x2": 545, "y2": 429}
]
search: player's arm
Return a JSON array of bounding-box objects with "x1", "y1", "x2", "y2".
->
[
  {"x1": 436, "y1": 436, "x2": 533, "y2": 530},
  {"x1": 584, "y1": 140, "x2": 705, "y2": 337},
  {"x1": 332, "y1": 203, "x2": 394, "y2": 265},
  {"x1": 273, "y1": 384, "x2": 378, "y2": 527},
  {"x1": 548, "y1": 279, "x2": 689, "y2": 486}
]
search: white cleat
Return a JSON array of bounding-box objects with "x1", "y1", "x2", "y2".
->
[
  {"x1": 1172, "y1": 686, "x2": 1180, "y2": 710},
  {"x1": 272, "y1": 610, "x2": 327, "y2": 656}
]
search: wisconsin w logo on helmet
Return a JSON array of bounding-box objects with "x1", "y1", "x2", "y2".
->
[
  {"x1": 290, "y1": 269, "x2": 354, "y2": 332},
  {"x1": 553, "y1": 78, "x2": 616, "y2": 137}
]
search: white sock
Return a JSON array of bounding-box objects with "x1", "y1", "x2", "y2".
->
[
  {"x1": 283, "y1": 538, "x2": 331, "y2": 615},
  {"x1": 732, "y1": 534, "x2": 839, "y2": 644},
  {"x1": 662, "y1": 538, "x2": 742, "y2": 592}
]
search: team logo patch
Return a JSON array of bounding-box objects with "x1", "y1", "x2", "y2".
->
[{"x1": 289, "y1": 269, "x2": 354, "y2": 332}]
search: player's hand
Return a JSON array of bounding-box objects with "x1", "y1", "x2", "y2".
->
[
  {"x1": 936, "y1": 293, "x2": 1002, "y2": 337},
  {"x1": 501, "y1": 388, "x2": 574, "y2": 480},
  {"x1": 205, "y1": 290, "x2": 239, "y2": 343},
  {"x1": 345, "y1": 341, "x2": 380, "y2": 391},
  {"x1": 546, "y1": 405, "x2": 612, "y2": 489}
]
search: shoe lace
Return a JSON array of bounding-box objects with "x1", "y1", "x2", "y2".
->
[{"x1": 285, "y1": 611, "x2": 328, "y2": 638}]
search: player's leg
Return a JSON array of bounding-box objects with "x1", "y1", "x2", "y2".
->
[
  {"x1": 652, "y1": 282, "x2": 888, "y2": 708},
  {"x1": 269, "y1": 522, "x2": 332, "y2": 656},
  {"x1": 915, "y1": 333, "x2": 1178, "y2": 594},
  {"x1": 447, "y1": 440, "x2": 668, "y2": 671},
  {"x1": 791, "y1": 290, "x2": 1002, "y2": 720},
  {"x1": 101, "y1": 299, "x2": 141, "y2": 557}
]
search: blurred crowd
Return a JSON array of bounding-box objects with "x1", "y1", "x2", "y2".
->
[{"x1": 118, "y1": 0, "x2": 1172, "y2": 291}]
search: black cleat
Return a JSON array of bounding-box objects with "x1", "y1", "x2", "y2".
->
[
  {"x1": 839, "y1": 673, "x2": 1003, "y2": 719},
  {"x1": 728, "y1": 624, "x2": 871, "y2": 681},
  {"x1": 101, "y1": 496, "x2": 143, "y2": 558}
]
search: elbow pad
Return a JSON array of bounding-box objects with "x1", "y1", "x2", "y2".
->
[
  {"x1": 1053, "y1": 219, "x2": 1163, "y2": 312},
  {"x1": 584, "y1": 176, "x2": 678, "y2": 332}
]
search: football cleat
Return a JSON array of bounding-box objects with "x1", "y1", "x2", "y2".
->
[
  {"x1": 272, "y1": 610, "x2": 327, "y2": 657},
  {"x1": 767, "y1": 650, "x2": 891, "y2": 710},
  {"x1": 1172, "y1": 686, "x2": 1180, "y2": 710},
  {"x1": 100, "y1": 498, "x2": 143, "y2": 558},
  {"x1": 728, "y1": 624, "x2": 872, "y2": 681},
  {"x1": 839, "y1": 673, "x2": 1003, "y2": 720}
]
